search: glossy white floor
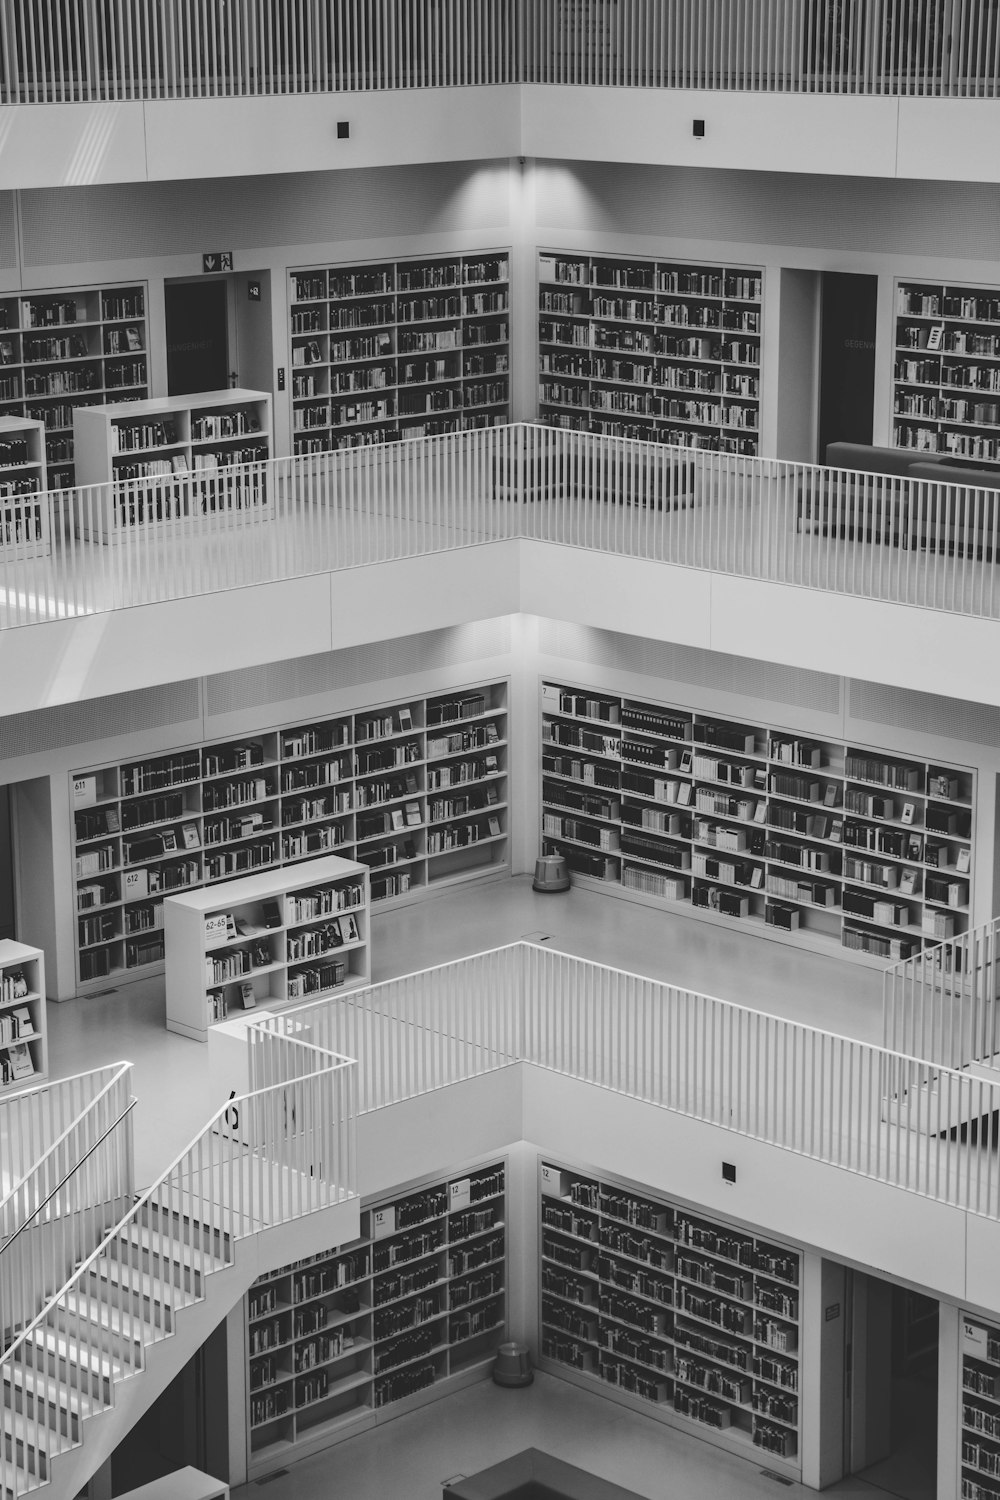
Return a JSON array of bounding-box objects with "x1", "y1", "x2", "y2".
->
[
  {"x1": 227, "y1": 1369, "x2": 888, "y2": 1500},
  {"x1": 44, "y1": 873, "x2": 883, "y2": 1187}
]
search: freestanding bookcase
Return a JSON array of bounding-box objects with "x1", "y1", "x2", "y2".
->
[
  {"x1": 164, "y1": 855, "x2": 369, "y2": 1042},
  {"x1": 0, "y1": 415, "x2": 49, "y2": 558},
  {"x1": 73, "y1": 388, "x2": 272, "y2": 542},
  {"x1": 0, "y1": 940, "x2": 47, "y2": 1093}
]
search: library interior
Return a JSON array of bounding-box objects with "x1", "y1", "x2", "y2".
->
[{"x1": 5, "y1": 5, "x2": 1000, "y2": 1500}]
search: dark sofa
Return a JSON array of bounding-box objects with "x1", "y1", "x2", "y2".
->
[{"x1": 797, "y1": 441, "x2": 1000, "y2": 556}]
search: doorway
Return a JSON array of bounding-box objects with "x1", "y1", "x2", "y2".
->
[
  {"x1": 847, "y1": 1272, "x2": 938, "y2": 1500},
  {"x1": 818, "y1": 271, "x2": 878, "y2": 462},
  {"x1": 165, "y1": 272, "x2": 273, "y2": 399},
  {"x1": 165, "y1": 278, "x2": 231, "y2": 395}
]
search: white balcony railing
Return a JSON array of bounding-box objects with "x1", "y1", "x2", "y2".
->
[
  {"x1": 5, "y1": 425, "x2": 1000, "y2": 630},
  {"x1": 255, "y1": 941, "x2": 1000, "y2": 1222},
  {"x1": 0, "y1": 0, "x2": 997, "y2": 103},
  {"x1": 884, "y1": 913, "x2": 1000, "y2": 1069}
]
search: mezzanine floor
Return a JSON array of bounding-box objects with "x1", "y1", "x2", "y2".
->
[
  {"x1": 45, "y1": 874, "x2": 882, "y2": 1187},
  {"x1": 3, "y1": 464, "x2": 998, "y2": 628}
]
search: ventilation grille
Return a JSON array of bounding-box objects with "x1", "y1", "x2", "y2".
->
[
  {"x1": 849, "y1": 678, "x2": 1000, "y2": 747},
  {"x1": 206, "y1": 620, "x2": 512, "y2": 719},
  {"x1": 0, "y1": 194, "x2": 17, "y2": 270},
  {"x1": 21, "y1": 161, "x2": 507, "y2": 267},
  {"x1": 539, "y1": 621, "x2": 840, "y2": 714},
  {"x1": 0, "y1": 680, "x2": 200, "y2": 764}
]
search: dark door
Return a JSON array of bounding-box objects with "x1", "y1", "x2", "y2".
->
[
  {"x1": 818, "y1": 272, "x2": 878, "y2": 462},
  {"x1": 165, "y1": 280, "x2": 229, "y2": 396}
]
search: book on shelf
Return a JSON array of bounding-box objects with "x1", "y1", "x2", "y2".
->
[
  {"x1": 240, "y1": 982, "x2": 256, "y2": 1009},
  {"x1": 4, "y1": 1041, "x2": 34, "y2": 1079}
]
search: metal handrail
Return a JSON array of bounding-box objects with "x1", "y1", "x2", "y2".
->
[{"x1": 0, "y1": 1097, "x2": 136, "y2": 1255}]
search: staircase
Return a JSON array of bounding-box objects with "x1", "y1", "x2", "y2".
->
[{"x1": 2, "y1": 1037, "x2": 359, "y2": 1498}]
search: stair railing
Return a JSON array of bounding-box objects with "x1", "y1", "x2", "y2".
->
[
  {"x1": 0, "y1": 1064, "x2": 132, "y2": 1210},
  {"x1": 883, "y1": 915, "x2": 1000, "y2": 1069},
  {"x1": 0, "y1": 1044, "x2": 356, "y2": 1499},
  {"x1": 0, "y1": 1095, "x2": 136, "y2": 1349}
]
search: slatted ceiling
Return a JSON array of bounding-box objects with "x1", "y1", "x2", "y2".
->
[
  {"x1": 205, "y1": 618, "x2": 512, "y2": 718},
  {"x1": 20, "y1": 159, "x2": 507, "y2": 268},
  {"x1": 848, "y1": 678, "x2": 1000, "y2": 748},
  {"x1": 537, "y1": 620, "x2": 841, "y2": 714},
  {"x1": 0, "y1": 680, "x2": 200, "y2": 764},
  {"x1": 535, "y1": 159, "x2": 1000, "y2": 261}
]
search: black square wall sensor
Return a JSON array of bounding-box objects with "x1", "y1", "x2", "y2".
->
[{"x1": 337, "y1": 121, "x2": 350, "y2": 139}]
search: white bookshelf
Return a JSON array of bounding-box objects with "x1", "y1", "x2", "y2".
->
[
  {"x1": 540, "y1": 679, "x2": 976, "y2": 967},
  {"x1": 73, "y1": 388, "x2": 272, "y2": 542},
  {"x1": 69, "y1": 680, "x2": 508, "y2": 993},
  {"x1": 164, "y1": 855, "x2": 369, "y2": 1042},
  {"x1": 0, "y1": 415, "x2": 49, "y2": 558},
  {"x1": 538, "y1": 1159, "x2": 800, "y2": 1475},
  {"x1": 245, "y1": 1159, "x2": 507, "y2": 1478},
  {"x1": 0, "y1": 940, "x2": 47, "y2": 1093}
]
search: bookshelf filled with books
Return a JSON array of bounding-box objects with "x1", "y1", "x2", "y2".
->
[
  {"x1": 69, "y1": 680, "x2": 508, "y2": 991},
  {"x1": 245, "y1": 1159, "x2": 507, "y2": 1478},
  {"x1": 894, "y1": 280, "x2": 1000, "y2": 459},
  {"x1": 538, "y1": 251, "x2": 762, "y2": 453},
  {"x1": 164, "y1": 855, "x2": 369, "y2": 1041},
  {"x1": 538, "y1": 1160, "x2": 801, "y2": 1475},
  {"x1": 0, "y1": 283, "x2": 148, "y2": 487},
  {"x1": 0, "y1": 941, "x2": 47, "y2": 1093},
  {"x1": 73, "y1": 389, "x2": 272, "y2": 540},
  {"x1": 288, "y1": 251, "x2": 510, "y2": 453},
  {"x1": 0, "y1": 415, "x2": 49, "y2": 558},
  {"x1": 961, "y1": 1315, "x2": 1000, "y2": 1500},
  {"x1": 539, "y1": 680, "x2": 975, "y2": 966}
]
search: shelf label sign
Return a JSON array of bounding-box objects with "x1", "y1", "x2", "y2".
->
[
  {"x1": 449, "y1": 1178, "x2": 471, "y2": 1211},
  {"x1": 540, "y1": 1163, "x2": 562, "y2": 1197},
  {"x1": 123, "y1": 869, "x2": 148, "y2": 899},
  {"x1": 204, "y1": 912, "x2": 230, "y2": 948},
  {"x1": 964, "y1": 1319, "x2": 988, "y2": 1353},
  {"x1": 372, "y1": 1206, "x2": 396, "y2": 1240},
  {"x1": 73, "y1": 776, "x2": 97, "y2": 808}
]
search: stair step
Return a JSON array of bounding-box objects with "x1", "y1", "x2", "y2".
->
[
  {"x1": 139, "y1": 1199, "x2": 233, "y2": 1260},
  {"x1": 2, "y1": 1400, "x2": 78, "y2": 1483},
  {"x1": 56, "y1": 1292, "x2": 147, "y2": 1367},
  {"x1": 85, "y1": 1257, "x2": 193, "y2": 1334},
  {"x1": 24, "y1": 1325, "x2": 125, "y2": 1406},
  {"x1": 110, "y1": 1225, "x2": 226, "y2": 1295},
  {"x1": 2, "y1": 1361, "x2": 96, "y2": 1442}
]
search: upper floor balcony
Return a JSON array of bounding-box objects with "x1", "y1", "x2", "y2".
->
[
  {"x1": 4, "y1": 0, "x2": 999, "y2": 103},
  {"x1": 3, "y1": 1, "x2": 1000, "y2": 188},
  {"x1": 1, "y1": 424, "x2": 997, "y2": 717}
]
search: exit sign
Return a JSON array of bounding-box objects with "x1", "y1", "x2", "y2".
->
[{"x1": 203, "y1": 251, "x2": 233, "y2": 273}]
